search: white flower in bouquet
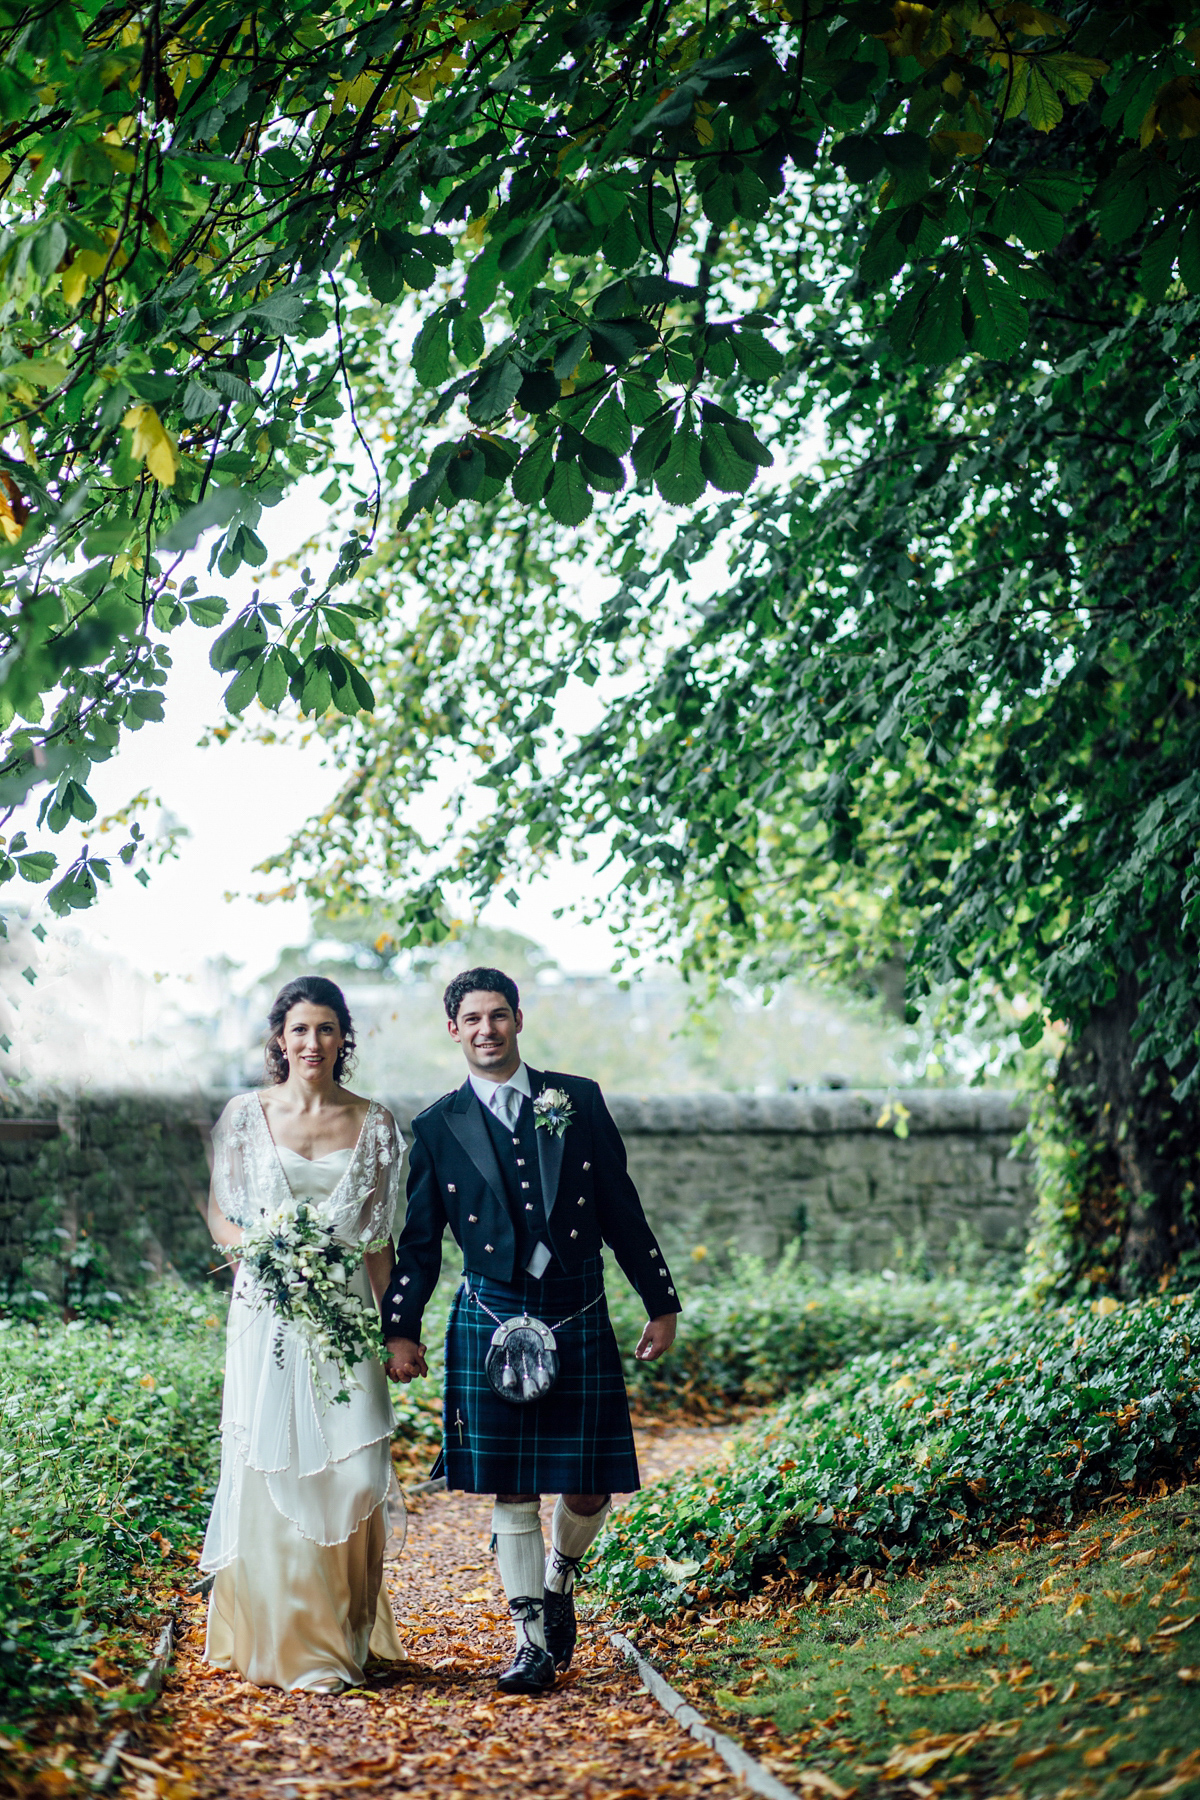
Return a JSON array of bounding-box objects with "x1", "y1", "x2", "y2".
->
[{"x1": 223, "y1": 1201, "x2": 387, "y2": 1405}]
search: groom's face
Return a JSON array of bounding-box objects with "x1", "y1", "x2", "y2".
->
[{"x1": 449, "y1": 989, "x2": 523, "y2": 1078}]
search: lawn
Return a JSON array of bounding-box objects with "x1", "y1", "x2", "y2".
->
[{"x1": 635, "y1": 1481, "x2": 1200, "y2": 1800}]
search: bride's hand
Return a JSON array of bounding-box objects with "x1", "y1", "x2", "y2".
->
[{"x1": 385, "y1": 1338, "x2": 428, "y2": 1382}]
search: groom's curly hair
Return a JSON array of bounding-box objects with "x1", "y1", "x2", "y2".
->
[{"x1": 443, "y1": 967, "x2": 520, "y2": 1021}]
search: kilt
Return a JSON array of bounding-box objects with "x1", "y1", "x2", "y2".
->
[{"x1": 442, "y1": 1255, "x2": 641, "y2": 1496}]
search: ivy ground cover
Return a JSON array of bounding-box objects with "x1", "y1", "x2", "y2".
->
[
  {"x1": 0, "y1": 1285, "x2": 441, "y2": 1775},
  {"x1": 631, "y1": 1483, "x2": 1200, "y2": 1800},
  {"x1": 593, "y1": 1295, "x2": 1200, "y2": 1615}
]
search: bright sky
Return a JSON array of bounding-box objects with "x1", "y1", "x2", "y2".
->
[{"x1": 66, "y1": 477, "x2": 622, "y2": 994}]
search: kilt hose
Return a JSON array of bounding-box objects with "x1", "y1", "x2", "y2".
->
[{"x1": 441, "y1": 1254, "x2": 641, "y2": 1496}]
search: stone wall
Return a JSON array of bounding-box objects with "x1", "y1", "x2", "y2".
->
[
  {"x1": 0, "y1": 1088, "x2": 1033, "y2": 1303},
  {"x1": 388, "y1": 1087, "x2": 1034, "y2": 1273}
]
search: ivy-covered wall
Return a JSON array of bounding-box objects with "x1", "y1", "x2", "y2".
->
[{"x1": 0, "y1": 1095, "x2": 222, "y2": 1314}]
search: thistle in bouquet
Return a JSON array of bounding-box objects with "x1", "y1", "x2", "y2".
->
[{"x1": 225, "y1": 1201, "x2": 387, "y2": 1405}]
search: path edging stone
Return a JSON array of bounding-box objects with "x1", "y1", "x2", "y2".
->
[{"x1": 608, "y1": 1628, "x2": 800, "y2": 1800}]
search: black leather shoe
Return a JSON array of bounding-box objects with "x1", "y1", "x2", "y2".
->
[
  {"x1": 543, "y1": 1585, "x2": 577, "y2": 1671},
  {"x1": 497, "y1": 1641, "x2": 556, "y2": 1694}
]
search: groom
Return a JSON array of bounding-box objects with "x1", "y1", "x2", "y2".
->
[{"x1": 381, "y1": 966, "x2": 679, "y2": 1694}]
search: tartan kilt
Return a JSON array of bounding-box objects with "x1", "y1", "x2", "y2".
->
[{"x1": 442, "y1": 1255, "x2": 641, "y2": 1495}]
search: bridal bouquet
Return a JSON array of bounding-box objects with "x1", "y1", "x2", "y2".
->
[{"x1": 228, "y1": 1202, "x2": 386, "y2": 1405}]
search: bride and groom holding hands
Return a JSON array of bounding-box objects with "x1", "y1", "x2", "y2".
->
[{"x1": 200, "y1": 965, "x2": 680, "y2": 1697}]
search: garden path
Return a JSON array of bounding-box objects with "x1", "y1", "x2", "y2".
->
[{"x1": 132, "y1": 1419, "x2": 750, "y2": 1800}]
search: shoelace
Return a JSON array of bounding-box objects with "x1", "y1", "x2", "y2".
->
[{"x1": 546, "y1": 1547, "x2": 584, "y2": 1594}]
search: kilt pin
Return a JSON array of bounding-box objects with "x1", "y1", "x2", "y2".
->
[{"x1": 380, "y1": 1068, "x2": 681, "y2": 1497}]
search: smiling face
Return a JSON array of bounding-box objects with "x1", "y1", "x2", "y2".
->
[
  {"x1": 278, "y1": 1002, "x2": 345, "y2": 1085},
  {"x1": 448, "y1": 989, "x2": 523, "y2": 1081}
]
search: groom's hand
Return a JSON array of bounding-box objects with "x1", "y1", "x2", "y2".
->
[
  {"x1": 385, "y1": 1338, "x2": 428, "y2": 1382},
  {"x1": 634, "y1": 1313, "x2": 677, "y2": 1362}
]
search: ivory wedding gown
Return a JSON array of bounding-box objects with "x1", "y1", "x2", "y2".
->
[{"x1": 201, "y1": 1094, "x2": 405, "y2": 1692}]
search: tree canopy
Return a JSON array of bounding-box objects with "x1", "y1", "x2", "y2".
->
[{"x1": 0, "y1": 0, "x2": 1193, "y2": 909}]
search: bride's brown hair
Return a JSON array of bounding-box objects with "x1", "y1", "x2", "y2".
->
[{"x1": 264, "y1": 976, "x2": 357, "y2": 1085}]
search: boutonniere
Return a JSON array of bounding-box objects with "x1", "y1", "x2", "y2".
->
[{"x1": 533, "y1": 1087, "x2": 574, "y2": 1138}]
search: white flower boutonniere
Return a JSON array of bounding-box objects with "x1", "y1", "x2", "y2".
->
[{"x1": 533, "y1": 1087, "x2": 574, "y2": 1138}]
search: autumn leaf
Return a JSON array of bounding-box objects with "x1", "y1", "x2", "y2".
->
[{"x1": 122, "y1": 404, "x2": 179, "y2": 485}]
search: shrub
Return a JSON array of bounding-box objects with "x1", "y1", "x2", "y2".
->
[
  {"x1": 605, "y1": 1246, "x2": 1006, "y2": 1411},
  {"x1": 0, "y1": 1287, "x2": 226, "y2": 1725},
  {"x1": 593, "y1": 1292, "x2": 1200, "y2": 1616}
]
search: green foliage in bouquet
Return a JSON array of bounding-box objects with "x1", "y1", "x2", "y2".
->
[
  {"x1": 593, "y1": 1293, "x2": 1200, "y2": 1617},
  {"x1": 229, "y1": 1200, "x2": 387, "y2": 1404}
]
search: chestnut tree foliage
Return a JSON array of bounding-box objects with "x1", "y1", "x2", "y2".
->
[{"x1": 2, "y1": 0, "x2": 1200, "y2": 1279}]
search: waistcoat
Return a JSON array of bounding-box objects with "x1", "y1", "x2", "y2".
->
[{"x1": 477, "y1": 1093, "x2": 555, "y2": 1274}]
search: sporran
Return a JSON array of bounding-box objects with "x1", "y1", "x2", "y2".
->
[{"x1": 467, "y1": 1286, "x2": 603, "y2": 1406}]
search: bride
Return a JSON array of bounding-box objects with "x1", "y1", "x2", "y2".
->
[{"x1": 201, "y1": 974, "x2": 405, "y2": 1692}]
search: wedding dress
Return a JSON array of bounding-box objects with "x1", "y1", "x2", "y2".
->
[{"x1": 201, "y1": 1094, "x2": 406, "y2": 1691}]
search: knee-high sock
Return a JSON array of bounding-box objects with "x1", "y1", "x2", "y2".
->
[
  {"x1": 545, "y1": 1495, "x2": 612, "y2": 1594},
  {"x1": 491, "y1": 1501, "x2": 547, "y2": 1649}
]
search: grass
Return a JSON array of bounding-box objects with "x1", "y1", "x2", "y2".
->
[{"x1": 638, "y1": 1482, "x2": 1200, "y2": 1800}]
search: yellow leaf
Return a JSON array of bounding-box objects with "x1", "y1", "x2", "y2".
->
[
  {"x1": 122, "y1": 404, "x2": 179, "y2": 486},
  {"x1": 148, "y1": 215, "x2": 171, "y2": 257},
  {"x1": 1094, "y1": 1295, "x2": 1120, "y2": 1316},
  {"x1": 932, "y1": 129, "x2": 987, "y2": 158},
  {"x1": 332, "y1": 71, "x2": 377, "y2": 114},
  {"x1": 61, "y1": 262, "x2": 88, "y2": 308}
]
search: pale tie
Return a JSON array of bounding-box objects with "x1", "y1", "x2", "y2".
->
[{"x1": 492, "y1": 1083, "x2": 522, "y2": 1130}]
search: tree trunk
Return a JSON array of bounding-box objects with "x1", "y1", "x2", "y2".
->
[{"x1": 1057, "y1": 975, "x2": 1200, "y2": 1292}]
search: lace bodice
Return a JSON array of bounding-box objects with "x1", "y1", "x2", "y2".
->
[{"x1": 211, "y1": 1094, "x2": 402, "y2": 1246}]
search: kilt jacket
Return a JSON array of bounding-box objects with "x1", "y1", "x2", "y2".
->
[{"x1": 380, "y1": 1068, "x2": 681, "y2": 1345}]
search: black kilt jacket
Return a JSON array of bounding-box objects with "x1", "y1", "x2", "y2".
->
[{"x1": 380, "y1": 1068, "x2": 681, "y2": 1345}]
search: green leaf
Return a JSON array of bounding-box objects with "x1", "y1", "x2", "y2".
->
[
  {"x1": 545, "y1": 459, "x2": 593, "y2": 525},
  {"x1": 224, "y1": 659, "x2": 263, "y2": 715},
  {"x1": 586, "y1": 394, "x2": 632, "y2": 456},
  {"x1": 964, "y1": 262, "x2": 1029, "y2": 359},
  {"x1": 453, "y1": 312, "x2": 485, "y2": 364},
  {"x1": 579, "y1": 437, "x2": 626, "y2": 492},
  {"x1": 1139, "y1": 217, "x2": 1183, "y2": 303},
  {"x1": 512, "y1": 437, "x2": 556, "y2": 504},
  {"x1": 413, "y1": 314, "x2": 453, "y2": 389},
  {"x1": 15, "y1": 851, "x2": 55, "y2": 884},
  {"x1": 257, "y1": 650, "x2": 288, "y2": 710},
  {"x1": 186, "y1": 596, "x2": 228, "y2": 629},
  {"x1": 733, "y1": 331, "x2": 783, "y2": 383},
  {"x1": 447, "y1": 441, "x2": 487, "y2": 499},
  {"x1": 467, "y1": 359, "x2": 523, "y2": 425},
  {"x1": 1025, "y1": 64, "x2": 1064, "y2": 132},
  {"x1": 631, "y1": 413, "x2": 675, "y2": 480},
  {"x1": 988, "y1": 185, "x2": 1067, "y2": 253},
  {"x1": 699, "y1": 421, "x2": 756, "y2": 494},
  {"x1": 655, "y1": 428, "x2": 705, "y2": 507}
]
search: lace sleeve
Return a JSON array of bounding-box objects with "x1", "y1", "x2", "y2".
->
[
  {"x1": 208, "y1": 1096, "x2": 259, "y2": 1234},
  {"x1": 345, "y1": 1105, "x2": 404, "y2": 1245}
]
